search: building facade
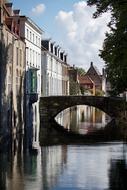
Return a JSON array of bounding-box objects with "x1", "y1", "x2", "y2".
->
[
  {"x1": 20, "y1": 17, "x2": 42, "y2": 149},
  {"x1": 41, "y1": 39, "x2": 69, "y2": 96},
  {"x1": 86, "y1": 62, "x2": 102, "y2": 91},
  {"x1": 78, "y1": 75, "x2": 95, "y2": 95},
  {"x1": 0, "y1": 1, "x2": 25, "y2": 151},
  {"x1": 12, "y1": 14, "x2": 42, "y2": 149}
]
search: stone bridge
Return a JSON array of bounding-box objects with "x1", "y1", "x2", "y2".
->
[
  {"x1": 39, "y1": 96, "x2": 127, "y2": 145},
  {"x1": 40, "y1": 95, "x2": 126, "y2": 126},
  {"x1": 40, "y1": 96, "x2": 126, "y2": 118}
]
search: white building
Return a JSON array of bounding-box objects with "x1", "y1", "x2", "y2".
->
[
  {"x1": 14, "y1": 15, "x2": 43, "y2": 150},
  {"x1": 41, "y1": 39, "x2": 69, "y2": 96}
]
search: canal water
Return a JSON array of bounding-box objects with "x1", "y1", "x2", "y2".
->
[
  {"x1": 0, "y1": 143, "x2": 127, "y2": 190},
  {"x1": 0, "y1": 105, "x2": 127, "y2": 190}
]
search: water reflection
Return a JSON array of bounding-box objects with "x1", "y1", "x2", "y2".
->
[
  {"x1": 0, "y1": 143, "x2": 127, "y2": 190},
  {"x1": 55, "y1": 105, "x2": 111, "y2": 135}
]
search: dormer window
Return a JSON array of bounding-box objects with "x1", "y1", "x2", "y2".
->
[{"x1": 51, "y1": 43, "x2": 53, "y2": 53}]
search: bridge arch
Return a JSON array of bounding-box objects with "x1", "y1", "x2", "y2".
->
[{"x1": 40, "y1": 96, "x2": 126, "y2": 126}]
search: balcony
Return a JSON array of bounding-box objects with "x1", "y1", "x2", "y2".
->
[{"x1": 26, "y1": 68, "x2": 39, "y2": 103}]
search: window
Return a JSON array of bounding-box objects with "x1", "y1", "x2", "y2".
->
[
  {"x1": 8, "y1": 66, "x2": 12, "y2": 94},
  {"x1": 33, "y1": 33, "x2": 34, "y2": 43},
  {"x1": 16, "y1": 47, "x2": 18, "y2": 65},
  {"x1": 16, "y1": 69, "x2": 19, "y2": 95},
  {"x1": 38, "y1": 53, "x2": 40, "y2": 68},
  {"x1": 38, "y1": 38, "x2": 40, "y2": 46},
  {"x1": 26, "y1": 48, "x2": 29, "y2": 64},
  {"x1": 36, "y1": 52, "x2": 37, "y2": 67},
  {"x1": 16, "y1": 69, "x2": 18, "y2": 82},
  {"x1": 20, "y1": 49, "x2": 22, "y2": 66},
  {"x1": 36, "y1": 36, "x2": 37, "y2": 45},
  {"x1": 30, "y1": 49, "x2": 32, "y2": 65},
  {"x1": 27, "y1": 29, "x2": 29, "y2": 39},
  {"x1": 30, "y1": 31, "x2": 32, "y2": 41},
  {"x1": 33, "y1": 50, "x2": 34, "y2": 66},
  {"x1": 34, "y1": 106, "x2": 37, "y2": 142}
]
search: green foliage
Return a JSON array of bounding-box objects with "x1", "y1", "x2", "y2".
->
[
  {"x1": 69, "y1": 79, "x2": 80, "y2": 95},
  {"x1": 95, "y1": 89, "x2": 105, "y2": 96},
  {"x1": 87, "y1": 0, "x2": 127, "y2": 95},
  {"x1": 75, "y1": 67, "x2": 86, "y2": 76}
]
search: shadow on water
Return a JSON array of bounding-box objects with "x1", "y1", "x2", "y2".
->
[
  {"x1": 109, "y1": 144, "x2": 127, "y2": 190},
  {"x1": 0, "y1": 150, "x2": 38, "y2": 190}
]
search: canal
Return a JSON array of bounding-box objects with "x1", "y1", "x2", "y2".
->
[
  {"x1": 0, "y1": 144, "x2": 127, "y2": 190},
  {"x1": 0, "y1": 105, "x2": 127, "y2": 190}
]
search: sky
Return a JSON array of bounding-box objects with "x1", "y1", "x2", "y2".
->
[{"x1": 11, "y1": 0, "x2": 110, "y2": 72}]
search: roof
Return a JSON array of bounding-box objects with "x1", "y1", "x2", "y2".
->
[
  {"x1": 93, "y1": 65, "x2": 101, "y2": 76},
  {"x1": 16, "y1": 16, "x2": 43, "y2": 34},
  {"x1": 87, "y1": 62, "x2": 101, "y2": 76},
  {"x1": 78, "y1": 75, "x2": 94, "y2": 85}
]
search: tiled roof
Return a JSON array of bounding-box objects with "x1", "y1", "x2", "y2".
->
[
  {"x1": 78, "y1": 75, "x2": 94, "y2": 85},
  {"x1": 86, "y1": 62, "x2": 102, "y2": 78},
  {"x1": 93, "y1": 65, "x2": 101, "y2": 76}
]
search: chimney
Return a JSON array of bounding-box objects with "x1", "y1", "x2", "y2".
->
[
  {"x1": 13, "y1": 9, "x2": 20, "y2": 16},
  {"x1": 5, "y1": 3, "x2": 13, "y2": 16},
  {"x1": 91, "y1": 62, "x2": 93, "y2": 67}
]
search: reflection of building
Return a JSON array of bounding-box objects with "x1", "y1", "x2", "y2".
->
[
  {"x1": 41, "y1": 146, "x2": 67, "y2": 190},
  {"x1": 0, "y1": 1, "x2": 25, "y2": 149},
  {"x1": 41, "y1": 39, "x2": 69, "y2": 96},
  {"x1": 56, "y1": 105, "x2": 110, "y2": 135},
  {"x1": 56, "y1": 108, "x2": 71, "y2": 130}
]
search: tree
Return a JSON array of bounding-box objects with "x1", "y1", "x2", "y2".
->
[
  {"x1": 75, "y1": 67, "x2": 86, "y2": 76},
  {"x1": 69, "y1": 79, "x2": 80, "y2": 95},
  {"x1": 87, "y1": 0, "x2": 127, "y2": 95}
]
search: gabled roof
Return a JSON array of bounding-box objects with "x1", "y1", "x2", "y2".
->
[
  {"x1": 86, "y1": 62, "x2": 102, "y2": 80},
  {"x1": 78, "y1": 75, "x2": 94, "y2": 85},
  {"x1": 92, "y1": 65, "x2": 101, "y2": 76}
]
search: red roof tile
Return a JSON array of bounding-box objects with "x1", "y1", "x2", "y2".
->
[{"x1": 78, "y1": 75, "x2": 94, "y2": 85}]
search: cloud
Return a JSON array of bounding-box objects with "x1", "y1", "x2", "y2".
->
[
  {"x1": 55, "y1": 1, "x2": 110, "y2": 72},
  {"x1": 31, "y1": 3, "x2": 46, "y2": 16}
]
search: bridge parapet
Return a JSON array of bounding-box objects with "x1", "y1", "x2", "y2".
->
[{"x1": 40, "y1": 96, "x2": 126, "y2": 119}]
